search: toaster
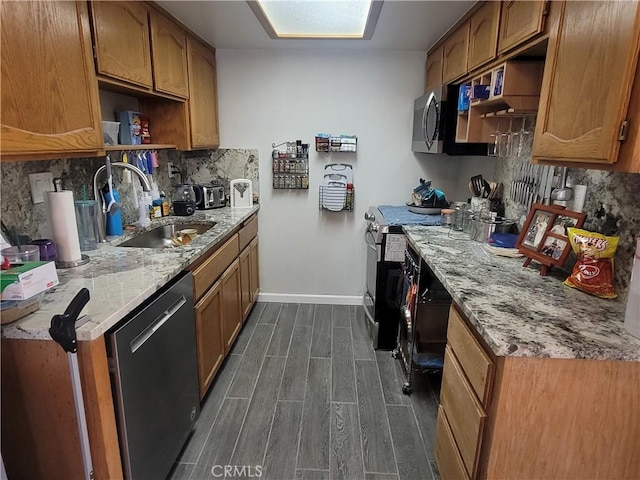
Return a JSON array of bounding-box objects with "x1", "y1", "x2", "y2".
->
[{"x1": 193, "y1": 184, "x2": 226, "y2": 209}]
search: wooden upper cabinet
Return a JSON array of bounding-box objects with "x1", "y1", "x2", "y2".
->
[
  {"x1": 442, "y1": 22, "x2": 470, "y2": 84},
  {"x1": 425, "y1": 44, "x2": 444, "y2": 92},
  {"x1": 90, "y1": 1, "x2": 153, "y2": 88},
  {"x1": 1, "y1": 1, "x2": 102, "y2": 158},
  {"x1": 149, "y1": 11, "x2": 189, "y2": 99},
  {"x1": 533, "y1": 1, "x2": 640, "y2": 165},
  {"x1": 187, "y1": 38, "x2": 220, "y2": 149},
  {"x1": 497, "y1": 1, "x2": 546, "y2": 55},
  {"x1": 467, "y1": 1, "x2": 500, "y2": 72}
]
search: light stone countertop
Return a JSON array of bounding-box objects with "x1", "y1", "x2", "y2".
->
[
  {"x1": 403, "y1": 225, "x2": 640, "y2": 362},
  {"x1": 1, "y1": 205, "x2": 259, "y2": 342}
]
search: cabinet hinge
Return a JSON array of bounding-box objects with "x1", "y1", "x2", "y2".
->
[
  {"x1": 619, "y1": 120, "x2": 629, "y2": 141},
  {"x1": 543, "y1": 0, "x2": 550, "y2": 17}
]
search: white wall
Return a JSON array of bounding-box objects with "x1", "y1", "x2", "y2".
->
[{"x1": 217, "y1": 49, "x2": 495, "y2": 303}]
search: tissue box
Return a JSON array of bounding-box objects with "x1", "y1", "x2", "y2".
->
[
  {"x1": 116, "y1": 110, "x2": 142, "y2": 145},
  {"x1": 0, "y1": 261, "x2": 59, "y2": 301}
]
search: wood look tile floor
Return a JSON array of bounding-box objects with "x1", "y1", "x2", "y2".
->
[{"x1": 169, "y1": 302, "x2": 442, "y2": 480}]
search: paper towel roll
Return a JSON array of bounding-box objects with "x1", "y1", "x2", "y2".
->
[{"x1": 46, "y1": 191, "x2": 82, "y2": 262}]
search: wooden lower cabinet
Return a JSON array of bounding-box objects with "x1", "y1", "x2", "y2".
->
[
  {"x1": 221, "y1": 259, "x2": 242, "y2": 352},
  {"x1": 250, "y1": 236, "x2": 260, "y2": 301},
  {"x1": 194, "y1": 278, "x2": 225, "y2": 399},
  {"x1": 239, "y1": 245, "x2": 251, "y2": 320},
  {"x1": 437, "y1": 303, "x2": 640, "y2": 479},
  {"x1": 240, "y1": 236, "x2": 260, "y2": 322}
]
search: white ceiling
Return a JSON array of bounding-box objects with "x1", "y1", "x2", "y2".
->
[{"x1": 157, "y1": 0, "x2": 475, "y2": 51}]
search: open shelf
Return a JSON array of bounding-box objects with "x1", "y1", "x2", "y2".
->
[{"x1": 455, "y1": 60, "x2": 544, "y2": 144}]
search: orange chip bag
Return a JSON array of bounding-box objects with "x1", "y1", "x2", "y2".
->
[{"x1": 564, "y1": 228, "x2": 619, "y2": 299}]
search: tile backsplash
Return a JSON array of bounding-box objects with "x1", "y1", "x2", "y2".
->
[
  {"x1": 0, "y1": 148, "x2": 259, "y2": 240},
  {"x1": 495, "y1": 156, "x2": 639, "y2": 302}
]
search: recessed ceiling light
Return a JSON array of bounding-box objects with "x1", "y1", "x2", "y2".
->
[{"x1": 248, "y1": 1, "x2": 383, "y2": 40}]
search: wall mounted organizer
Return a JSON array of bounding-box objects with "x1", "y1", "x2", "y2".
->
[
  {"x1": 319, "y1": 163, "x2": 354, "y2": 212},
  {"x1": 315, "y1": 134, "x2": 357, "y2": 152},
  {"x1": 272, "y1": 140, "x2": 309, "y2": 189}
]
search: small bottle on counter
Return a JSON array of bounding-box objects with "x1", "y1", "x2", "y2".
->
[{"x1": 160, "y1": 192, "x2": 170, "y2": 217}]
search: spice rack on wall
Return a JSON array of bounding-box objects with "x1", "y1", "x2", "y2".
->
[
  {"x1": 271, "y1": 140, "x2": 309, "y2": 189},
  {"x1": 315, "y1": 134, "x2": 357, "y2": 153}
]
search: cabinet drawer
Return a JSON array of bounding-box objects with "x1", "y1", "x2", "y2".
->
[
  {"x1": 192, "y1": 234, "x2": 239, "y2": 301},
  {"x1": 435, "y1": 406, "x2": 470, "y2": 480},
  {"x1": 238, "y1": 215, "x2": 258, "y2": 251},
  {"x1": 440, "y1": 346, "x2": 486, "y2": 478},
  {"x1": 448, "y1": 304, "x2": 493, "y2": 405}
]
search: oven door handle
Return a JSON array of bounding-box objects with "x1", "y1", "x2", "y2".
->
[{"x1": 365, "y1": 230, "x2": 377, "y2": 249}]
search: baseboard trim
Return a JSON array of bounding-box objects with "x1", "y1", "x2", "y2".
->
[{"x1": 257, "y1": 292, "x2": 363, "y2": 306}]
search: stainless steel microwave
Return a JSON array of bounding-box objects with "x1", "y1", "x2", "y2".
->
[{"x1": 412, "y1": 85, "x2": 487, "y2": 156}]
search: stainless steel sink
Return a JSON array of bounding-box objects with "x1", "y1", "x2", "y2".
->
[{"x1": 117, "y1": 222, "x2": 215, "y2": 248}]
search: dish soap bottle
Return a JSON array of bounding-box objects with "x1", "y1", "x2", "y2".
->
[{"x1": 624, "y1": 238, "x2": 640, "y2": 338}]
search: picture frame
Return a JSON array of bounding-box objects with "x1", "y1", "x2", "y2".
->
[{"x1": 515, "y1": 203, "x2": 586, "y2": 275}]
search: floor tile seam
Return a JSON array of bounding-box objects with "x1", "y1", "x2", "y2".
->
[
  {"x1": 188, "y1": 356, "x2": 243, "y2": 471},
  {"x1": 265, "y1": 354, "x2": 288, "y2": 358},
  {"x1": 296, "y1": 468, "x2": 330, "y2": 472},
  {"x1": 224, "y1": 395, "x2": 252, "y2": 400},
  {"x1": 328, "y1": 352, "x2": 333, "y2": 477},
  {"x1": 280, "y1": 303, "x2": 300, "y2": 359},
  {"x1": 259, "y1": 387, "x2": 287, "y2": 470},
  {"x1": 309, "y1": 355, "x2": 331, "y2": 360},
  {"x1": 353, "y1": 359, "x2": 369, "y2": 479},
  {"x1": 293, "y1": 342, "x2": 315, "y2": 472},
  {"x1": 408, "y1": 400, "x2": 437, "y2": 480},
  {"x1": 276, "y1": 317, "x2": 313, "y2": 402},
  {"x1": 228, "y1": 324, "x2": 278, "y2": 465},
  {"x1": 371, "y1": 358, "x2": 401, "y2": 477},
  {"x1": 330, "y1": 400, "x2": 357, "y2": 405}
]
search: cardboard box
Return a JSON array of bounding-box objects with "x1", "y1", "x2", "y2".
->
[
  {"x1": 116, "y1": 110, "x2": 142, "y2": 145},
  {"x1": 0, "y1": 261, "x2": 59, "y2": 300}
]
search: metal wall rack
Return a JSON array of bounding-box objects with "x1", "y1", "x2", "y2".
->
[
  {"x1": 272, "y1": 140, "x2": 309, "y2": 189},
  {"x1": 315, "y1": 134, "x2": 357, "y2": 152}
]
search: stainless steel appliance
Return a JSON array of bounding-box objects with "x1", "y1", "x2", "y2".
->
[
  {"x1": 172, "y1": 184, "x2": 197, "y2": 216},
  {"x1": 106, "y1": 272, "x2": 199, "y2": 480},
  {"x1": 363, "y1": 207, "x2": 406, "y2": 350},
  {"x1": 412, "y1": 85, "x2": 488, "y2": 155},
  {"x1": 193, "y1": 184, "x2": 226, "y2": 209},
  {"x1": 393, "y1": 246, "x2": 451, "y2": 395}
]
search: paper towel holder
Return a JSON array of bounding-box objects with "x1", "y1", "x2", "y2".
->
[
  {"x1": 56, "y1": 255, "x2": 90, "y2": 269},
  {"x1": 50, "y1": 177, "x2": 91, "y2": 268}
]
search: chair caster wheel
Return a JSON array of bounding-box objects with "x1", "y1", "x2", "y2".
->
[{"x1": 402, "y1": 383, "x2": 412, "y2": 395}]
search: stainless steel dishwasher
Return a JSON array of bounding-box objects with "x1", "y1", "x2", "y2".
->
[{"x1": 106, "y1": 272, "x2": 199, "y2": 480}]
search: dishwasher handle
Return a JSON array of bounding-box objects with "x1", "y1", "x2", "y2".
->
[
  {"x1": 49, "y1": 288, "x2": 91, "y2": 354},
  {"x1": 130, "y1": 295, "x2": 187, "y2": 353}
]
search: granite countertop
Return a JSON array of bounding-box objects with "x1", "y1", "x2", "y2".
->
[
  {"x1": 403, "y1": 225, "x2": 640, "y2": 362},
  {"x1": 1, "y1": 205, "x2": 259, "y2": 342}
]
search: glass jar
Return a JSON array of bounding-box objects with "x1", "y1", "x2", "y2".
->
[
  {"x1": 451, "y1": 202, "x2": 467, "y2": 231},
  {"x1": 441, "y1": 208, "x2": 455, "y2": 227}
]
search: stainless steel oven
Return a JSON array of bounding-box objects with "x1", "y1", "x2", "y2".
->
[{"x1": 363, "y1": 207, "x2": 406, "y2": 350}]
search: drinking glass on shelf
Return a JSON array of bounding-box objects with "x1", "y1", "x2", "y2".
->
[
  {"x1": 498, "y1": 118, "x2": 514, "y2": 157},
  {"x1": 487, "y1": 120, "x2": 501, "y2": 156},
  {"x1": 518, "y1": 115, "x2": 536, "y2": 158}
]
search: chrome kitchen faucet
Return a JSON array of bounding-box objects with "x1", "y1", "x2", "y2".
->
[{"x1": 92, "y1": 161, "x2": 152, "y2": 242}]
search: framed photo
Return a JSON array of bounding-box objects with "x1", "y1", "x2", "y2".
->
[
  {"x1": 516, "y1": 204, "x2": 587, "y2": 275},
  {"x1": 522, "y1": 210, "x2": 552, "y2": 249}
]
